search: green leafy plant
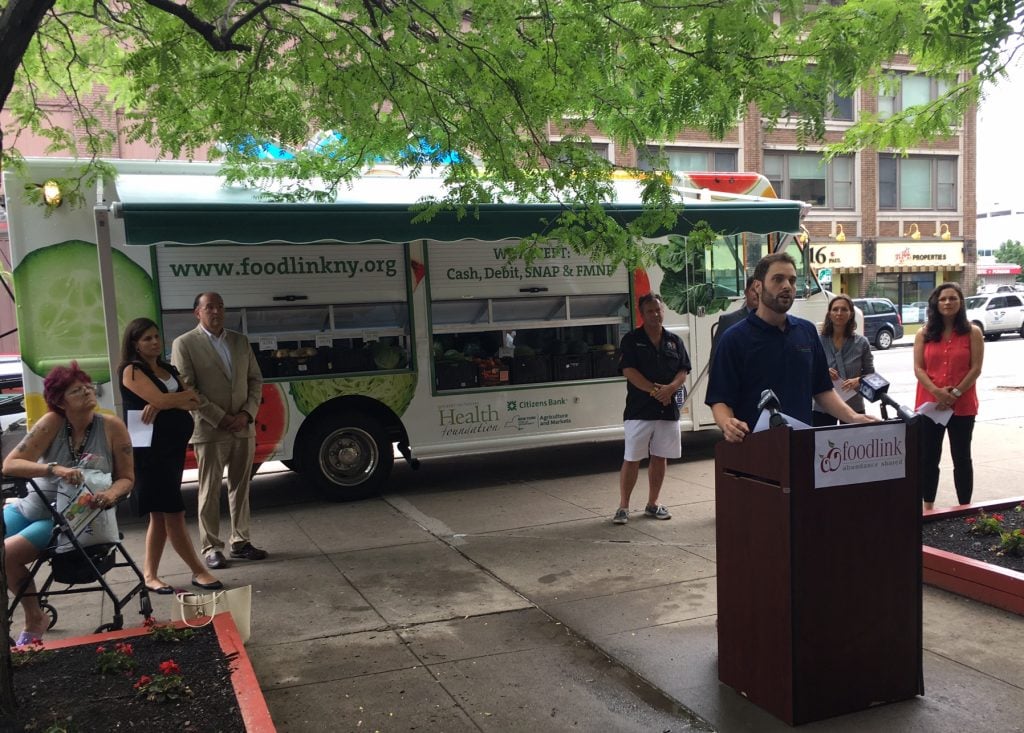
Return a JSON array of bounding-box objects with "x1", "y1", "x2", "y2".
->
[
  {"x1": 965, "y1": 511, "x2": 1005, "y2": 536},
  {"x1": 656, "y1": 222, "x2": 730, "y2": 317},
  {"x1": 134, "y1": 659, "x2": 192, "y2": 702},
  {"x1": 143, "y1": 617, "x2": 196, "y2": 643},
  {"x1": 997, "y1": 528, "x2": 1024, "y2": 557},
  {"x1": 95, "y1": 641, "x2": 136, "y2": 675}
]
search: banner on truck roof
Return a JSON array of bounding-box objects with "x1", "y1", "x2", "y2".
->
[
  {"x1": 427, "y1": 241, "x2": 628, "y2": 299},
  {"x1": 156, "y1": 243, "x2": 407, "y2": 309}
]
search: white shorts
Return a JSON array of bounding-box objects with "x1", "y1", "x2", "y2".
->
[{"x1": 623, "y1": 419, "x2": 682, "y2": 462}]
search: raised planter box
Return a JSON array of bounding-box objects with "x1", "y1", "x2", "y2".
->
[
  {"x1": 42, "y1": 613, "x2": 276, "y2": 732},
  {"x1": 922, "y1": 497, "x2": 1024, "y2": 616}
]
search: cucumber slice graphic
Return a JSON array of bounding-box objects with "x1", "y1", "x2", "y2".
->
[{"x1": 14, "y1": 240, "x2": 156, "y2": 383}]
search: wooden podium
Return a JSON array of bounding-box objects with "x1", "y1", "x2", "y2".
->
[{"x1": 715, "y1": 421, "x2": 923, "y2": 725}]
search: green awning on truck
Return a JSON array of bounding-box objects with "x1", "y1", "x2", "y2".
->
[{"x1": 111, "y1": 172, "x2": 805, "y2": 245}]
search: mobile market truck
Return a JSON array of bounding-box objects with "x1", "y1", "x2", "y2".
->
[{"x1": 3, "y1": 159, "x2": 826, "y2": 501}]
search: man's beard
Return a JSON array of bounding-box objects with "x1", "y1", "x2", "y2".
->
[{"x1": 760, "y1": 289, "x2": 793, "y2": 314}]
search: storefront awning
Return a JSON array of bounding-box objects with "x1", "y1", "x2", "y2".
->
[
  {"x1": 111, "y1": 173, "x2": 806, "y2": 245},
  {"x1": 879, "y1": 265, "x2": 963, "y2": 273}
]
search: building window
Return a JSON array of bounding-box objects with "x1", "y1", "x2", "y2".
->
[
  {"x1": 764, "y1": 152, "x2": 854, "y2": 209},
  {"x1": 878, "y1": 72, "x2": 953, "y2": 119},
  {"x1": 639, "y1": 147, "x2": 738, "y2": 173},
  {"x1": 878, "y1": 155, "x2": 957, "y2": 210},
  {"x1": 830, "y1": 89, "x2": 854, "y2": 121}
]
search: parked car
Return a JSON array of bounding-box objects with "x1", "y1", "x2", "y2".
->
[
  {"x1": 852, "y1": 298, "x2": 904, "y2": 349},
  {"x1": 900, "y1": 301, "x2": 928, "y2": 324},
  {"x1": 975, "y1": 284, "x2": 1024, "y2": 295},
  {"x1": 964, "y1": 293, "x2": 1024, "y2": 340}
]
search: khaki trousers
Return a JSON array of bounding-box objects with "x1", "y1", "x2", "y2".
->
[{"x1": 194, "y1": 435, "x2": 255, "y2": 555}]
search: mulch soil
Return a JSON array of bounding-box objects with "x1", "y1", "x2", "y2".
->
[
  {"x1": 11, "y1": 624, "x2": 245, "y2": 732},
  {"x1": 922, "y1": 503, "x2": 1024, "y2": 575}
]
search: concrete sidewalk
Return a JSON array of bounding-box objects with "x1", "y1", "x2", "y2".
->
[{"x1": 27, "y1": 418, "x2": 1024, "y2": 732}]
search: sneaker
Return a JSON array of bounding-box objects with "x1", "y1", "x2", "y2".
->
[
  {"x1": 612, "y1": 508, "x2": 629, "y2": 524},
  {"x1": 644, "y1": 504, "x2": 671, "y2": 520},
  {"x1": 229, "y1": 543, "x2": 268, "y2": 561}
]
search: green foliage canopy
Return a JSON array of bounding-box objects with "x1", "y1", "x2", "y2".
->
[{"x1": 2, "y1": 0, "x2": 1020, "y2": 264}]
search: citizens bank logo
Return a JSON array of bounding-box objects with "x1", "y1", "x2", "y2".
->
[{"x1": 818, "y1": 436, "x2": 905, "y2": 473}]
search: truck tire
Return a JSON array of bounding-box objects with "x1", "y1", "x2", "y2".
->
[
  {"x1": 875, "y1": 328, "x2": 893, "y2": 350},
  {"x1": 301, "y1": 413, "x2": 393, "y2": 501}
]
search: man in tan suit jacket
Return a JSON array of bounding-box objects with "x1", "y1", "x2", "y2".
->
[{"x1": 171, "y1": 292, "x2": 266, "y2": 571}]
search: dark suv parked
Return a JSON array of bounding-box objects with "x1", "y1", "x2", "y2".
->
[{"x1": 852, "y1": 298, "x2": 904, "y2": 350}]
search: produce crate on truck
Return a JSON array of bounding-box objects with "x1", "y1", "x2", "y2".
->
[
  {"x1": 551, "y1": 354, "x2": 592, "y2": 381},
  {"x1": 332, "y1": 346, "x2": 376, "y2": 374},
  {"x1": 591, "y1": 350, "x2": 620, "y2": 378},
  {"x1": 511, "y1": 355, "x2": 551, "y2": 385},
  {"x1": 435, "y1": 361, "x2": 480, "y2": 390},
  {"x1": 477, "y1": 359, "x2": 510, "y2": 387}
]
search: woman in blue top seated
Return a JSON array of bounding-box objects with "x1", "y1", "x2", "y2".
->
[
  {"x1": 3, "y1": 362, "x2": 134, "y2": 646},
  {"x1": 812, "y1": 295, "x2": 875, "y2": 426}
]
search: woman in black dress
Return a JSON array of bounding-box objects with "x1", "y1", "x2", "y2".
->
[{"x1": 119, "y1": 318, "x2": 222, "y2": 592}]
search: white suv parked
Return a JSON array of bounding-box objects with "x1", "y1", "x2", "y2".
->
[{"x1": 964, "y1": 293, "x2": 1024, "y2": 340}]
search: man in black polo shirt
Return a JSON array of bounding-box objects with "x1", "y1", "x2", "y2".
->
[
  {"x1": 613, "y1": 293, "x2": 691, "y2": 524},
  {"x1": 706, "y1": 253, "x2": 874, "y2": 442}
]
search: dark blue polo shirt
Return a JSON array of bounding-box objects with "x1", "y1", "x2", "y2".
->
[
  {"x1": 619, "y1": 327, "x2": 691, "y2": 421},
  {"x1": 705, "y1": 312, "x2": 832, "y2": 429}
]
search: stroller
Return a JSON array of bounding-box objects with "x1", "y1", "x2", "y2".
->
[{"x1": 3, "y1": 475, "x2": 152, "y2": 635}]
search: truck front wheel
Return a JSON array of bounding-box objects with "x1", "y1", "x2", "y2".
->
[{"x1": 301, "y1": 414, "x2": 393, "y2": 501}]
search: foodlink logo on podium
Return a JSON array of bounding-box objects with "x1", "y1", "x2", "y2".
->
[{"x1": 813, "y1": 423, "x2": 907, "y2": 489}]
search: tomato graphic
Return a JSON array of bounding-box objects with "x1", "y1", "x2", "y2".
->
[
  {"x1": 254, "y1": 383, "x2": 288, "y2": 462},
  {"x1": 183, "y1": 383, "x2": 288, "y2": 469}
]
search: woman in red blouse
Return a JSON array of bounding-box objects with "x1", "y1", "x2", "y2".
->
[{"x1": 913, "y1": 283, "x2": 984, "y2": 509}]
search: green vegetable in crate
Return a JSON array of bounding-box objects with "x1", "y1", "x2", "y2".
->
[
  {"x1": 372, "y1": 342, "x2": 406, "y2": 370},
  {"x1": 514, "y1": 345, "x2": 536, "y2": 357},
  {"x1": 567, "y1": 339, "x2": 590, "y2": 355},
  {"x1": 443, "y1": 349, "x2": 468, "y2": 362}
]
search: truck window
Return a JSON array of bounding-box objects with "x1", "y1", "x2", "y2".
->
[
  {"x1": 426, "y1": 241, "x2": 629, "y2": 390},
  {"x1": 155, "y1": 243, "x2": 413, "y2": 380}
]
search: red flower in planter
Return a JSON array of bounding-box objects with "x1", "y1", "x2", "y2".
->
[
  {"x1": 966, "y1": 510, "x2": 1004, "y2": 536},
  {"x1": 134, "y1": 674, "x2": 153, "y2": 689},
  {"x1": 159, "y1": 659, "x2": 181, "y2": 676}
]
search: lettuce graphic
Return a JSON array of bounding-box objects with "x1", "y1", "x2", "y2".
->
[{"x1": 289, "y1": 373, "x2": 417, "y2": 416}]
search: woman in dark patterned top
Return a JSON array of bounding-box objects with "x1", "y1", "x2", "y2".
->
[{"x1": 119, "y1": 318, "x2": 221, "y2": 593}]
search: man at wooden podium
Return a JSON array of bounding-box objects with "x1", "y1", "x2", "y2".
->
[{"x1": 706, "y1": 253, "x2": 874, "y2": 442}]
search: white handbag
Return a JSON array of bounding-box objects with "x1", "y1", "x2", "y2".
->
[{"x1": 176, "y1": 585, "x2": 252, "y2": 643}]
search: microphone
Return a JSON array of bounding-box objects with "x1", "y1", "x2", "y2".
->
[
  {"x1": 757, "y1": 388, "x2": 789, "y2": 428},
  {"x1": 857, "y1": 373, "x2": 917, "y2": 423}
]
